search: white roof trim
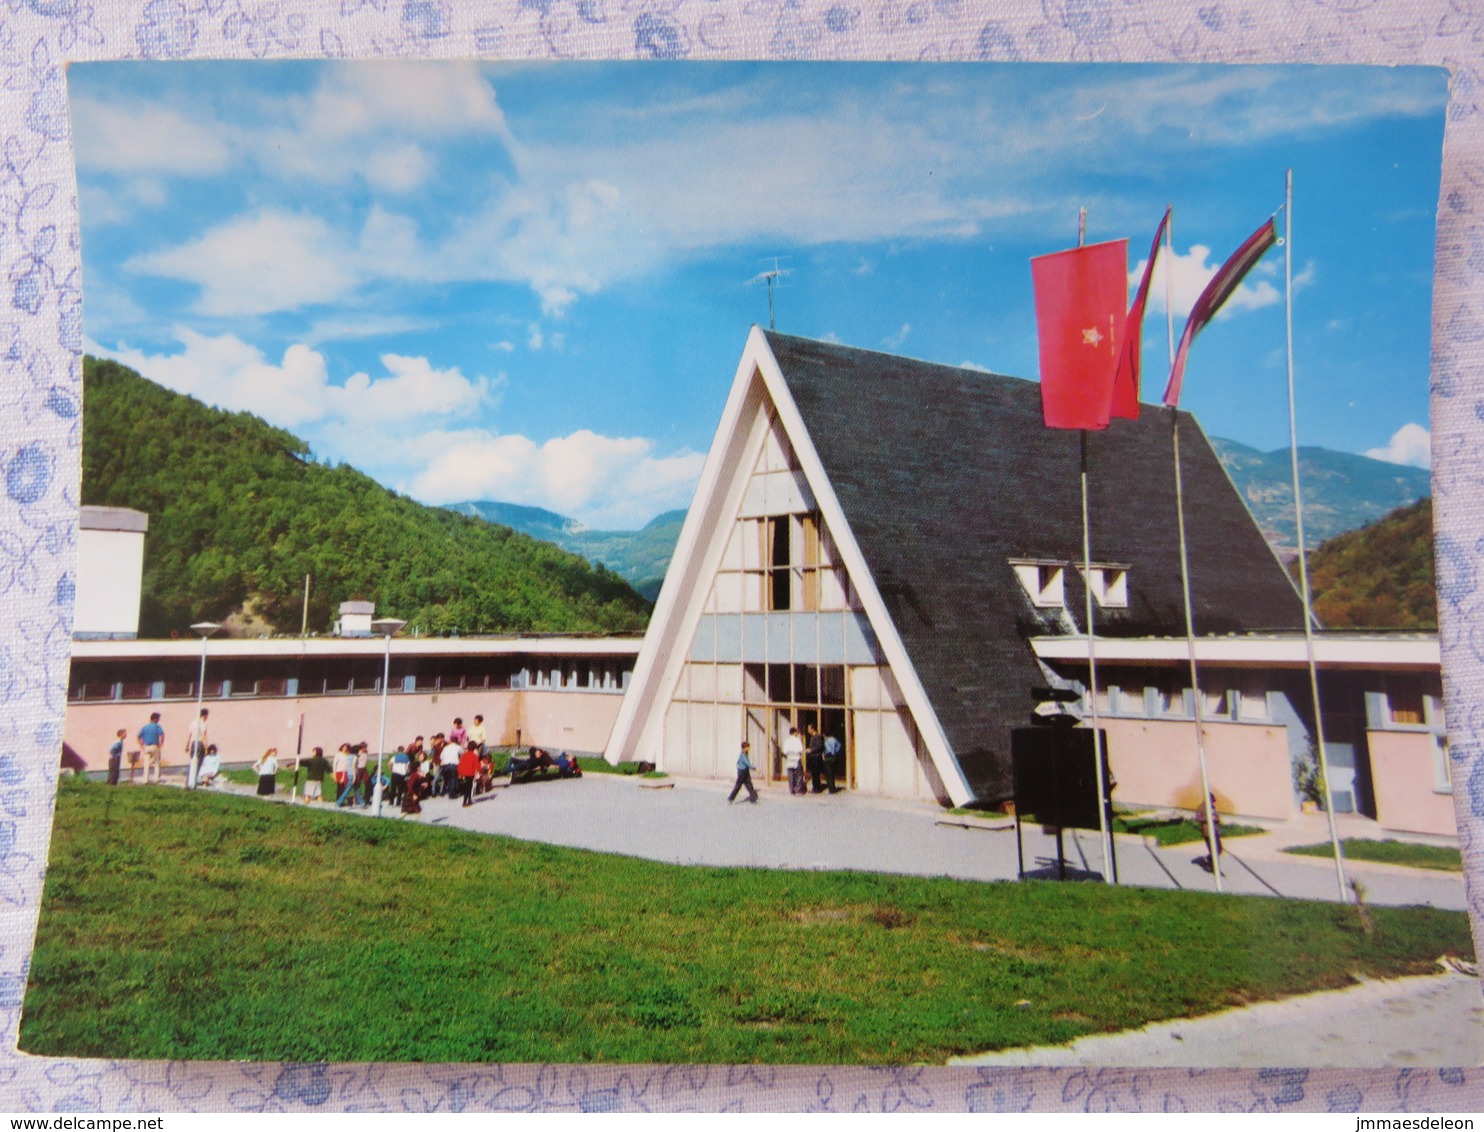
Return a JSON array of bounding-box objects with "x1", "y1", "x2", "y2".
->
[
  {"x1": 753, "y1": 336, "x2": 974, "y2": 805},
  {"x1": 607, "y1": 328, "x2": 975, "y2": 803},
  {"x1": 604, "y1": 328, "x2": 773, "y2": 764},
  {"x1": 1031, "y1": 634, "x2": 1439, "y2": 669},
  {"x1": 71, "y1": 637, "x2": 642, "y2": 661}
]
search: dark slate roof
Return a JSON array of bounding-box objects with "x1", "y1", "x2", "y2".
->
[{"x1": 765, "y1": 331, "x2": 1307, "y2": 803}]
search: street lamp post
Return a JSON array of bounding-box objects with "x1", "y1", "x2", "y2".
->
[
  {"x1": 187, "y1": 622, "x2": 222, "y2": 790},
  {"x1": 371, "y1": 617, "x2": 407, "y2": 817}
]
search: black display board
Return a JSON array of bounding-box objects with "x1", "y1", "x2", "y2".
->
[
  {"x1": 1011, "y1": 726, "x2": 1112, "y2": 830},
  {"x1": 1011, "y1": 727, "x2": 1116, "y2": 881}
]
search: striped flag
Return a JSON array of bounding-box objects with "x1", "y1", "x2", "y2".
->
[
  {"x1": 1111, "y1": 207, "x2": 1170, "y2": 420},
  {"x1": 1162, "y1": 216, "x2": 1279, "y2": 407}
]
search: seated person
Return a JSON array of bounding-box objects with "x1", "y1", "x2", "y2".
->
[{"x1": 198, "y1": 744, "x2": 222, "y2": 787}]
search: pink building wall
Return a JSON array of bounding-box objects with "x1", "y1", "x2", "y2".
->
[
  {"x1": 64, "y1": 690, "x2": 626, "y2": 772},
  {"x1": 1100, "y1": 719, "x2": 1295, "y2": 820},
  {"x1": 1367, "y1": 730, "x2": 1458, "y2": 837}
]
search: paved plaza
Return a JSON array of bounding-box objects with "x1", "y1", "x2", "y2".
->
[{"x1": 393, "y1": 771, "x2": 1468, "y2": 912}]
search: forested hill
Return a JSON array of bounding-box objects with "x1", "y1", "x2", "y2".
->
[
  {"x1": 1306, "y1": 497, "x2": 1436, "y2": 630},
  {"x1": 81, "y1": 357, "x2": 652, "y2": 638}
]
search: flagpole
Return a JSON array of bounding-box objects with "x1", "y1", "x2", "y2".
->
[
  {"x1": 1282, "y1": 168, "x2": 1350, "y2": 902},
  {"x1": 1076, "y1": 206, "x2": 1114, "y2": 885},
  {"x1": 1165, "y1": 208, "x2": 1223, "y2": 892}
]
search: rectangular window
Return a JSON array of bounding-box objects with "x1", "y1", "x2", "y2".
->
[
  {"x1": 1435, "y1": 733, "x2": 1453, "y2": 794},
  {"x1": 1153, "y1": 672, "x2": 1189, "y2": 717},
  {"x1": 1388, "y1": 679, "x2": 1426, "y2": 726},
  {"x1": 767, "y1": 516, "x2": 791, "y2": 611}
]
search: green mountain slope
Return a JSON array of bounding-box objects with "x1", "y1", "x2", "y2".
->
[
  {"x1": 1210, "y1": 437, "x2": 1431, "y2": 554},
  {"x1": 81, "y1": 357, "x2": 651, "y2": 638},
  {"x1": 1306, "y1": 497, "x2": 1436, "y2": 630},
  {"x1": 447, "y1": 501, "x2": 687, "y2": 601}
]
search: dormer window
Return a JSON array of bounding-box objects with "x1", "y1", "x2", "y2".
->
[
  {"x1": 1012, "y1": 560, "x2": 1065, "y2": 608},
  {"x1": 1080, "y1": 563, "x2": 1129, "y2": 609}
]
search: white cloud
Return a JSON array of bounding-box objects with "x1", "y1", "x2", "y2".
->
[
  {"x1": 1131, "y1": 243, "x2": 1281, "y2": 320},
  {"x1": 92, "y1": 331, "x2": 487, "y2": 437},
  {"x1": 127, "y1": 210, "x2": 358, "y2": 317},
  {"x1": 89, "y1": 328, "x2": 693, "y2": 526},
  {"x1": 883, "y1": 323, "x2": 911, "y2": 349},
  {"x1": 70, "y1": 96, "x2": 233, "y2": 176},
  {"x1": 1364, "y1": 422, "x2": 1431, "y2": 469},
  {"x1": 408, "y1": 427, "x2": 704, "y2": 528},
  {"x1": 527, "y1": 323, "x2": 544, "y2": 351}
]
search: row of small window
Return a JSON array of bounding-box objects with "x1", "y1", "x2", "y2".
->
[
  {"x1": 68, "y1": 660, "x2": 632, "y2": 703},
  {"x1": 1088, "y1": 669, "x2": 1270, "y2": 722},
  {"x1": 1014, "y1": 561, "x2": 1128, "y2": 610}
]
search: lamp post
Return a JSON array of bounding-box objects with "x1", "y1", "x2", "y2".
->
[
  {"x1": 187, "y1": 622, "x2": 221, "y2": 790},
  {"x1": 371, "y1": 617, "x2": 406, "y2": 817}
]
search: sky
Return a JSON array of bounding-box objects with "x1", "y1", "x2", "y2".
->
[{"x1": 70, "y1": 61, "x2": 1448, "y2": 529}]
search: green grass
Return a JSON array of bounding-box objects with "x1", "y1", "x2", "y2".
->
[
  {"x1": 20, "y1": 778, "x2": 1472, "y2": 1064},
  {"x1": 1284, "y1": 839, "x2": 1464, "y2": 873},
  {"x1": 1111, "y1": 815, "x2": 1266, "y2": 846}
]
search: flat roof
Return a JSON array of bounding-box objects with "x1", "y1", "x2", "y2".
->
[
  {"x1": 79, "y1": 506, "x2": 148, "y2": 533},
  {"x1": 1031, "y1": 633, "x2": 1440, "y2": 670},
  {"x1": 70, "y1": 636, "x2": 645, "y2": 661}
]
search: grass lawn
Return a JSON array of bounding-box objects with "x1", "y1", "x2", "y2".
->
[
  {"x1": 1111, "y1": 814, "x2": 1265, "y2": 846},
  {"x1": 20, "y1": 779, "x2": 1473, "y2": 1064},
  {"x1": 1284, "y1": 839, "x2": 1464, "y2": 873}
]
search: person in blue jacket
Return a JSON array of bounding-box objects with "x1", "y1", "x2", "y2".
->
[{"x1": 728, "y1": 740, "x2": 758, "y2": 804}]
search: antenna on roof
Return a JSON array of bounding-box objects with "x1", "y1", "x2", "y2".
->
[{"x1": 747, "y1": 257, "x2": 793, "y2": 330}]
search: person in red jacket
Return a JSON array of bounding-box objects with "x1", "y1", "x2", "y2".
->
[{"x1": 457, "y1": 741, "x2": 480, "y2": 807}]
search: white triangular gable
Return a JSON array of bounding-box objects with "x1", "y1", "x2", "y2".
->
[{"x1": 605, "y1": 327, "x2": 974, "y2": 806}]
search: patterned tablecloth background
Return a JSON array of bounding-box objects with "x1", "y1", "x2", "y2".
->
[{"x1": 0, "y1": 0, "x2": 1480, "y2": 1114}]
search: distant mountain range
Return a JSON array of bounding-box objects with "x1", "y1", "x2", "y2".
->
[
  {"x1": 445, "y1": 502, "x2": 686, "y2": 601},
  {"x1": 449, "y1": 437, "x2": 1431, "y2": 597},
  {"x1": 1209, "y1": 438, "x2": 1431, "y2": 556}
]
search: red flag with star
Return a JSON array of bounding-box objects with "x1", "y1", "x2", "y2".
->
[{"x1": 1031, "y1": 238, "x2": 1128, "y2": 430}]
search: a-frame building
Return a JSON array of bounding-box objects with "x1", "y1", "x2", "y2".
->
[{"x1": 604, "y1": 328, "x2": 1308, "y2": 806}]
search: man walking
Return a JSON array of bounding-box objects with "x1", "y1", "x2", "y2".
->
[
  {"x1": 728, "y1": 740, "x2": 758, "y2": 804},
  {"x1": 137, "y1": 713, "x2": 165, "y2": 784}
]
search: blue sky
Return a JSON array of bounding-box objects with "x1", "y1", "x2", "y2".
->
[{"x1": 71, "y1": 61, "x2": 1447, "y2": 528}]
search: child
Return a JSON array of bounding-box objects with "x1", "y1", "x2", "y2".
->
[{"x1": 107, "y1": 729, "x2": 125, "y2": 786}]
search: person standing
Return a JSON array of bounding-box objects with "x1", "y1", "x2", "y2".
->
[
  {"x1": 253, "y1": 748, "x2": 279, "y2": 796},
  {"x1": 137, "y1": 713, "x2": 165, "y2": 785},
  {"x1": 333, "y1": 743, "x2": 352, "y2": 806},
  {"x1": 822, "y1": 731, "x2": 843, "y2": 794},
  {"x1": 457, "y1": 742, "x2": 479, "y2": 807},
  {"x1": 186, "y1": 709, "x2": 209, "y2": 784},
  {"x1": 728, "y1": 740, "x2": 758, "y2": 804},
  {"x1": 388, "y1": 746, "x2": 410, "y2": 806},
  {"x1": 439, "y1": 738, "x2": 460, "y2": 799},
  {"x1": 352, "y1": 742, "x2": 370, "y2": 807},
  {"x1": 469, "y1": 715, "x2": 487, "y2": 756},
  {"x1": 448, "y1": 718, "x2": 468, "y2": 748},
  {"x1": 806, "y1": 724, "x2": 826, "y2": 794},
  {"x1": 1195, "y1": 792, "x2": 1223, "y2": 871},
  {"x1": 107, "y1": 729, "x2": 125, "y2": 786},
  {"x1": 302, "y1": 746, "x2": 331, "y2": 804},
  {"x1": 782, "y1": 727, "x2": 805, "y2": 796}
]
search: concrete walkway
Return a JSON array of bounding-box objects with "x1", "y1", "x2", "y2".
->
[{"x1": 951, "y1": 967, "x2": 1483, "y2": 1068}]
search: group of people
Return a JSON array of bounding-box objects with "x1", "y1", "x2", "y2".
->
[
  {"x1": 730, "y1": 724, "x2": 846, "y2": 804},
  {"x1": 271, "y1": 716, "x2": 498, "y2": 814},
  {"x1": 109, "y1": 709, "x2": 216, "y2": 786},
  {"x1": 781, "y1": 724, "x2": 844, "y2": 796}
]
